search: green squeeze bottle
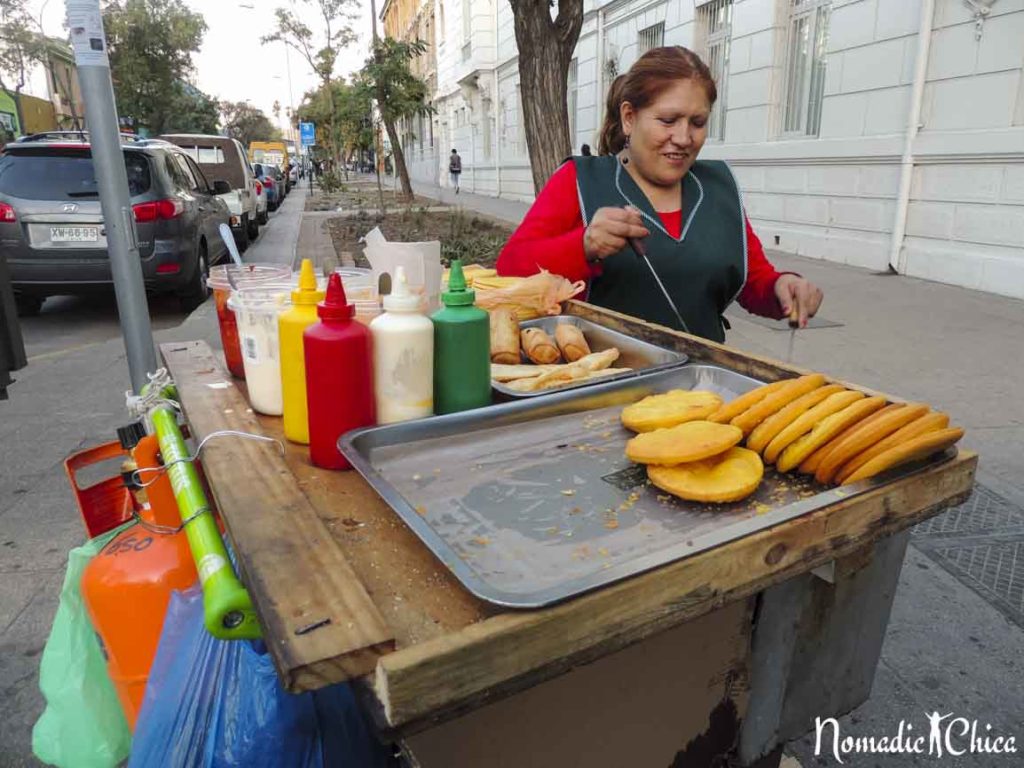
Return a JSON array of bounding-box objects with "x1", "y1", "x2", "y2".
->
[{"x1": 432, "y1": 259, "x2": 492, "y2": 414}]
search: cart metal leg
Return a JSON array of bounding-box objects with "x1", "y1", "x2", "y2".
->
[{"x1": 739, "y1": 532, "x2": 911, "y2": 763}]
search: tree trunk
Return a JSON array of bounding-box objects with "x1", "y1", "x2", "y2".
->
[
  {"x1": 373, "y1": 127, "x2": 386, "y2": 216},
  {"x1": 10, "y1": 79, "x2": 26, "y2": 138},
  {"x1": 383, "y1": 117, "x2": 413, "y2": 199},
  {"x1": 509, "y1": 0, "x2": 583, "y2": 194}
]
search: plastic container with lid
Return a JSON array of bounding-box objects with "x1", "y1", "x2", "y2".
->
[
  {"x1": 432, "y1": 260, "x2": 491, "y2": 415},
  {"x1": 279, "y1": 259, "x2": 326, "y2": 444},
  {"x1": 369, "y1": 266, "x2": 434, "y2": 424},
  {"x1": 353, "y1": 298, "x2": 383, "y2": 326},
  {"x1": 335, "y1": 267, "x2": 375, "y2": 300},
  {"x1": 304, "y1": 274, "x2": 375, "y2": 470},
  {"x1": 207, "y1": 264, "x2": 291, "y2": 378},
  {"x1": 227, "y1": 286, "x2": 291, "y2": 415}
]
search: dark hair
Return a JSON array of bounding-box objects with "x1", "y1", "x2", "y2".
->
[
  {"x1": 581, "y1": 143, "x2": 591, "y2": 156},
  {"x1": 598, "y1": 46, "x2": 717, "y2": 156},
  {"x1": 451, "y1": 148, "x2": 457, "y2": 153}
]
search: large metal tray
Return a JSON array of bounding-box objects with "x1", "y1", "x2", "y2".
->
[
  {"x1": 491, "y1": 315, "x2": 687, "y2": 398},
  {"x1": 341, "y1": 365, "x2": 956, "y2": 609}
]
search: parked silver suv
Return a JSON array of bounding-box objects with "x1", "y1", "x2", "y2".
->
[{"x1": 0, "y1": 133, "x2": 231, "y2": 314}]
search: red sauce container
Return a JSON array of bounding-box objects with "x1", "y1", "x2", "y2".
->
[
  {"x1": 207, "y1": 264, "x2": 291, "y2": 378},
  {"x1": 304, "y1": 273, "x2": 375, "y2": 469}
]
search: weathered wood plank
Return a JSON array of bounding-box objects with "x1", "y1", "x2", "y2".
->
[
  {"x1": 374, "y1": 451, "x2": 976, "y2": 728},
  {"x1": 161, "y1": 340, "x2": 395, "y2": 692}
]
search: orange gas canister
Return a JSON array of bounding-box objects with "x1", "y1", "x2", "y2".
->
[{"x1": 80, "y1": 432, "x2": 198, "y2": 729}]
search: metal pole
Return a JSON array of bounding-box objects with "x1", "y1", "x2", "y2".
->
[{"x1": 66, "y1": 0, "x2": 157, "y2": 392}]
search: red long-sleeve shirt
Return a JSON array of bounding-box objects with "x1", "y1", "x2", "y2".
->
[{"x1": 497, "y1": 162, "x2": 787, "y2": 319}]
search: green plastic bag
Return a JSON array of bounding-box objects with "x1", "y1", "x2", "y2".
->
[{"x1": 32, "y1": 524, "x2": 133, "y2": 767}]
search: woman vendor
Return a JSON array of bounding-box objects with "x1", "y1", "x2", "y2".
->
[{"x1": 497, "y1": 46, "x2": 823, "y2": 342}]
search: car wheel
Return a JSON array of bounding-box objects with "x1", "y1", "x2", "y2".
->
[
  {"x1": 247, "y1": 214, "x2": 259, "y2": 240},
  {"x1": 15, "y1": 294, "x2": 43, "y2": 316},
  {"x1": 234, "y1": 214, "x2": 250, "y2": 253},
  {"x1": 179, "y1": 241, "x2": 210, "y2": 312},
  {"x1": 258, "y1": 208, "x2": 269, "y2": 225}
]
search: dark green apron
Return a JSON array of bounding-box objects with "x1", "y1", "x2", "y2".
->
[{"x1": 573, "y1": 155, "x2": 747, "y2": 342}]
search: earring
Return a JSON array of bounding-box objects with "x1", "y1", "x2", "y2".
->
[
  {"x1": 624, "y1": 135, "x2": 631, "y2": 149},
  {"x1": 622, "y1": 135, "x2": 631, "y2": 164}
]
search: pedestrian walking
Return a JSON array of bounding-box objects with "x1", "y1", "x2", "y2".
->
[
  {"x1": 581, "y1": 143, "x2": 592, "y2": 156},
  {"x1": 449, "y1": 149, "x2": 462, "y2": 193}
]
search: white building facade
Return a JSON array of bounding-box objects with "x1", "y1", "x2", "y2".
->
[{"x1": 398, "y1": 0, "x2": 1024, "y2": 300}]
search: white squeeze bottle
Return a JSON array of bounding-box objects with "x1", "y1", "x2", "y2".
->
[{"x1": 370, "y1": 265, "x2": 434, "y2": 423}]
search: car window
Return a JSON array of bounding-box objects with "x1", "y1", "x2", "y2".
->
[
  {"x1": 164, "y1": 154, "x2": 191, "y2": 191},
  {"x1": 173, "y1": 153, "x2": 203, "y2": 192},
  {"x1": 183, "y1": 155, "x2": 211, "y2": 191},
  {"x1": 0, "y1": 149, "x2": 151, "y2": 199},
  {"x1": 177, "y1": 145, "x2": 225, "y2": 164}
]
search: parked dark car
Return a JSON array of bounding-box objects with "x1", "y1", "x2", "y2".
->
[
  {"x1": 0, "y1": 135, "x2": 231, "y2": 315},
  {"x1": 267, "y1": 164, "x2": 287, "y2": 201},
  {"x1": 252, "y1": 162, "x2": 280, "y2": 211}
]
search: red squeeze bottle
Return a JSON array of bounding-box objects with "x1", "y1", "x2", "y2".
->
[{"x1": 303, "y1": 273, "x2": 376, "y2": 469}]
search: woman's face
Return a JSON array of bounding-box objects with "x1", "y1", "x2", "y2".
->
[{"x1": 621, "y1": 78, "x2": 711, "y2": 187}]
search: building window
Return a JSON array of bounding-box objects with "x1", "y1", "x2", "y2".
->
[
  {"x1": 783, "y1": 0, "x2": 831, "y2": 136},
  {"x1": 637, "y1": 22, "x2": 664, "y2": 56},
  {"x1": 567, "y1": 58, "x2": 578, "y2": 143},
  {"x1": 697, "y1": 0, "x2": 732, "y2": 141}
]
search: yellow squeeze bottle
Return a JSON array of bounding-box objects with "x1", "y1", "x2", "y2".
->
[{"x1": 279, "y1": 259, "x2": 326, "y2": 444}]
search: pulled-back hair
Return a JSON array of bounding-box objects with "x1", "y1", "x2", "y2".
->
[{"x1": 598, "y1": 46, "x2": 717, "y2": 156}]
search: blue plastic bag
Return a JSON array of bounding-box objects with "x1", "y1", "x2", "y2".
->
[{"x1": 129, "y1": 587, "x2": 393, "y2": 768}]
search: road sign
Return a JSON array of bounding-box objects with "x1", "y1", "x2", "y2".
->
[{"x1": 300, "y1": 122, "x2": 315, "y2": 147}]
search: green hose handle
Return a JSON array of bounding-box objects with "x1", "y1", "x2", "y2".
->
[{"x1": 149, "y1": 403, "x2": 261, "y2": 640}]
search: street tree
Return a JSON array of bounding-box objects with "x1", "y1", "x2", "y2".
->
[
  {"x1": 167, "y1": 82, "x2": 219, "y2": 134},
  {"x1": 220, "y1": 101, "x2": 281, "y2": 146},
  {"x1": 0, "y1": 0, "x2": 48, "y2": 136},
  {"x1": 509, "y1": 0, "x2": 583, "y2": 194},
  {"x1": 263, "y1": 0, "x2": 358, "y2": 165},
  {"x1": 356, "y1": 37, "x2": 431, "y2": 199},
  {"x1": 103, "y1": 0, "x2": 210, "y2": 135},
  {"x1": 297, "y1": 79, "x2": 372, "y2": 178}
]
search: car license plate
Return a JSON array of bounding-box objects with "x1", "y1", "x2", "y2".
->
[{"x1": 50, "y1": 226, "x2": 99, "y2": 243}]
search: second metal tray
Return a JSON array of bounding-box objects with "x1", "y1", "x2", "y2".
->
[
  {"x1": 491, "y1": 315, "x2": 687, "y2": 398},
  {"x1": 341, "y1": 365, "x2": 957, "y2": 609}
]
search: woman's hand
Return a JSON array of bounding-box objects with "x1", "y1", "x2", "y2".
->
[
  {"x1": 774, "y1": 274, "x2": 823, "y2": 328},
  {"x1": 583, "y1": 206, "x2": 650, "y2": 262}
]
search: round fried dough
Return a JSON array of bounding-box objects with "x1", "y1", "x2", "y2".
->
[
  {"x1": 834, "y1": 411, "x2": 949, "y2": 484},
  {"x1": 625, "y1": 421, "x2": 743, "y2": 465},
  {"x1": 708, "y1": 381, "x2": 787, "y2": 424},
  {"x1": 621, "y1": 390, "x2": 723, "y2": 433},
  {"x1": 841, "y1": 428, "x2": 964, "y2": 485},
  {"x1": 776, "y1": 397, "x2": 887, "y2": 473},
  {"x1": 647, "y1": 447, "x2": 764, "y2": 504},
  {"x1": 813, "y1": 403, "x2": 930, "y2": 484},
  {"x1": 747, "y1": 384, "x2": 846, "y2": 454},
  {"x1": 763, "y1": 390, "x2": 865, "y2": 465},
  {"x1": 730, "y1": 374, "x2": 827, "y2": 435}
]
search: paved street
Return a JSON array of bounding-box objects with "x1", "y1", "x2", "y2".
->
[{"x1": 3, "y1": 177, "x2": 1024, "y2": 765}]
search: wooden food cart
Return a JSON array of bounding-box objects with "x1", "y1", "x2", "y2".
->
[{"x1": 161, "y1": 302, "x2": 976, "y2": 767}]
